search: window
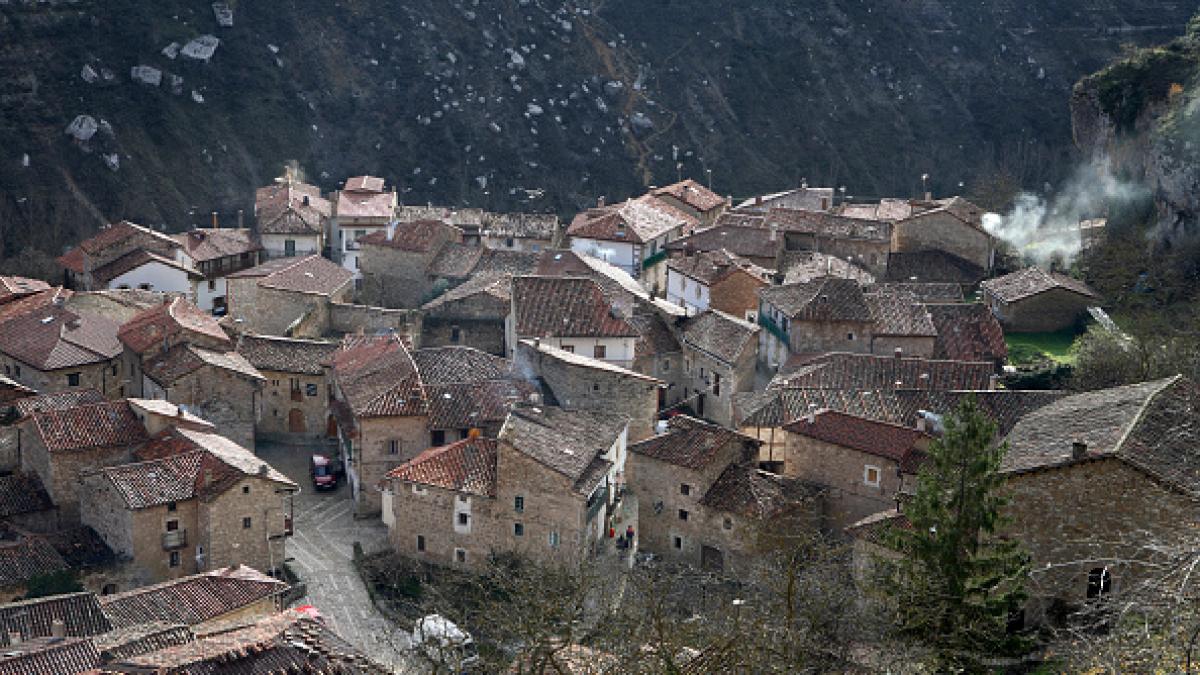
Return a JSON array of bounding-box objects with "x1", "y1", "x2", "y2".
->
[
  {"x1": 505, "y1": 237, "x2": 514, "y2": 248},
  {"x1": 165, "y1": 519, "x2": 179, "y2": 532},
  {"x1": 455, "y1": 549, "x2": 467, "y2": 564},
  {"x1": 13, "y1": 365, "x2": 19, "y2": 377},
  {"x1": 111, "y1": 364, "x2": 118, "y2": 376},
  {"x1": 242, "y1": 517, "x2": 252, "y2": 529},
  {"x1": 284, "y1": 239, "x2": 296, "y2": 256},
  {"x1": 450, "y1": 326, "x2": 461, "y2": 343},
  {"x1": 723, "y1": 517, "x2": 733, "y2": 530},
  {"x1": 561, "y1": 345, "x2": 575, "y2": 354},
  {"x1": 661, "y1": 359, "x2": 670, "y2": 372},
  {"x1": 514, "y1": 495, "x2": 524, "y2": 513},
  {"x1": 712, "y1": 373, "x2": 721, "y2": 397},
  {"x1": 457, "y1": 495, "x2": 468, "y2": 504},
  {"x1": 138, "y1": 283, "x2": 152, "y2": 290},
  {"x1": 208, "y1": 279, "x2": 216, "y2": 291},
  {"x1": 355, "y1": 256, "x2": 361, "y2": 269},
  {"x1": 305, "y1": 383, "x2": 318, "y2": 397},
  {"x1": 514, "y1": 523, "x2": 524, "y2": 536},
  {"x1": 67, "y1": 372, "x2": 81, "y2": 387},
  {"x1": 678, "y1": 509, "x2": 689, "y2": 521},
  {"x1": 167, "y1": 502, "x2": 177, "y2": 512},
  {"x1": 847, "y1": 332, "x2": 855, "y2": 341},
  {"x1": 693, "y1": 283, "x2": 701, "y2": 299},
  {"x1": 169, "y1": 551, "x2": 180, "y2": 568},
  {"x1": 417, "y1": 535, "x2": 426, "y2": 551},
  {"x1": 864, "y1": 465, "x2": 881, "y2": 487},
  {"x1": 1087, "y1": 567, "x2": 1112, "y2": 599},
  {"x1": 387, "y1": 439, "x2": 400, "y2": 455},
  {"x1": 355, "y1": 278, "x2": 363, "y2": 291},
  {"x1": 431, "y1": 430, "x2": 446, "y2": 446},
  {"x1": 548, "y1": 531, "x2": 560, "y2": 548},
  {"x1": 680, "y1": 484, "x2": 692, "y2": 496},
  {"x1": 242, "y1": 485, "x2": 250, "y2": 494},
  {"x1": 592, "y1": 383, "x2": 601, "y2": 392},
  {"x1": 593, "y1": 344, "x2": 607, "y2": 359},
  {"x1": 673, "y1": 536, "x2": 683, "y2": 550},
  {"x1": 457, "y1": 513, "x2": 469, "y2": 526}
]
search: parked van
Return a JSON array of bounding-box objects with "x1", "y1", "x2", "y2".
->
[
  {"x1": 410, "y1": 614, "x2": 479, "y2": 671},
  {"x1": 310, "y1": 454, "x2": 337, "y2": 490}
]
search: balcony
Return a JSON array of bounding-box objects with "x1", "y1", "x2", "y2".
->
[
  {"x1": 758, "y1": 314, "x2": 789, "y2": 345},
  {"x1": 642, "y1": 249, "x2": 668, "y2": 270},
  {"x1": 162, "y1": 529, "x2": 187, "y2": 550}
]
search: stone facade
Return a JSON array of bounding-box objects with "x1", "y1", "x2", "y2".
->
[
  {"x1": 782, "y1": 432, "x2": 915, "y2": 530},
  {"x1": 0, "y1": 358, "x2": 123, "y2": 399},
  {"x1": 422, "y1": 294, "x2": 509, "y2": 355},
  {"x1": 784, "y1": 232, "x2": 890, "y2": 278},
  {"x1": 328, "y1": 302, "x2": 421, "y2": 342},
  {"x1": 680, "y1": 335, "x2": 759, "y2": 428},
  {"x1": 359, "y1": 229, "x2": 461, "y2": 309},
  {"x1": 226, "y1": 280, "x2": 352, "y2": 337},
  {"x1": 257, "y1": 370, "x2": 328, "y2": 441},
  {"x1": 18, "y1": 431, "x2": 131, "y2": 520},
  {"x1": 346, "y1": 415, "x2": 428, "y2": 513},
  {"x1": 709, "y1": 269, "x2": 768, "y2": 322},
  {"x1": 892, "y1": 210, "x2": 993, "y2": 271},
  {"x1": 985, "y1": 287, "x2": 1092, "y2": 333},
  {"x1": 869, "y1": 334, "x2": 935, "y2": 360},
  {"x1": 158, "y1": 366, "x2": 260, "y2": 450}
]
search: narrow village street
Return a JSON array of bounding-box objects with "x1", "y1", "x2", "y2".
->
[{"x1": 256, "y1": 442, "x2": 418, "y2": 673}]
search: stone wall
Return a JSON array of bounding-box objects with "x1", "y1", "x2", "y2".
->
[
  {"x1": 0, "y1": 426, "x2": 17, "y2": 471},
  {"x1": 787, "y1": 318, "x2": 873, "y2": 355},
  {"x1": 421, "y1": 293, "x2": 509, "y2": 355},
  {"x1": 328, "y1": 302, "x2": 421, "y2": 343},
  {"x1": 202, "y1": 475, "x2": 291, "y2": 576},
  {"x1": 892, "y1": 211, "x2": 992, "y2": 270},
  {"x1": 355, "y1": 415, "x2": 430, "y2": 513},
  {"x1": 494, "y1": 442, "x2": 594, "y2": 566},
  {"x1": 360, "y1": 241, "x2": 450, "y2": 309},
  {"x1": 1004, "y1": 458, "x2": 1199, "y2": 623},
  {"x1": 167, "y1": 367, "x2": 259, "y2": 449},
  {"x1": 987, "y1": 287, "x2": 1091, "y2": 333},
  {"x1": 677, "y1": 342, "x2": 756, "y2": 428},
  {"x1": 79, "y1": 471, "x2": 136, "y2": 558},
  {"x1": 257, "y1": 370, "x2": 327, "y2": 441},
  {"x1": 227, "y1": 280, "x2": 331, "y2": 337},
  {"x1": 710, "y1": 271, "x2": 766, "y2": 321},
  {"x1": 130, "y1": 501, "x2": 202, "y2": 583},
  {"x1": 20, "y1": 429, "x2": 132, "y2": 520},
  {"x1": 783, "y1": 430, "x2": 909, "y2": 530},
  {"x1": 0, "y1": 358, "x2": 123, "y2": 399},
  {"x1": 387, "y1": 482, "x2": 500, "y2": 570}
]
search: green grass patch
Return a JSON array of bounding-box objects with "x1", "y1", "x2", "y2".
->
[{"x1": 1006, "y1": 330, "x2": 1080, "y2": 365}]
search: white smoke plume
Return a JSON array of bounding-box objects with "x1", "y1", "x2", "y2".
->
[{"x1": 982, "y1": 156, "x2": 1147, "y2": 267}]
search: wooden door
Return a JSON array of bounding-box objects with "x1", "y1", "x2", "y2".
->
[{"x1": 288, "y1": 409, "x2": 306, "y2": 434}]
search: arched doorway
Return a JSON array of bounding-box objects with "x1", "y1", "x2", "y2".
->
[{"x1": 288, "y1": 409, "x2": 306, "y2": 434}]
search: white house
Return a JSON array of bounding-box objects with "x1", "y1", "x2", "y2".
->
[
  {"x1": 507, "y1": 276, "x2": 640, "y2": 369},
  {"x1": 331, "y1": 175, "x2": 397, "y2": 287}
]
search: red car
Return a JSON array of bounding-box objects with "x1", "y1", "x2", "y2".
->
[{"x1": 310, "y1": 454, "x2": 337, "y2": 491}]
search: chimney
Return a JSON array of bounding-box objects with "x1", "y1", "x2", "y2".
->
[
  {"x1": 6, "y1": 631, "x2": 20, "y2": 646},
  {"x1": 237, "y1": 209, "x2": 244, "y2": 229},
  {"x1": 768, "y1": 226, "x2": 778, "y2": 242},
  {"x1": 894, "y1": 347, "x2": 903, "y2": 360},
  {"x1": 754, "y1": 195, "x2": 763, "y2": 206},
  {"x1": 1072, "y1": 441, "x2": 1088, "y2": 460},
  {"x1": 805, "y1": 403, "x2": 818, "y2": 424},
  {"x1": 203, "y1": 468, "x2": 213, "y2": 488},
  {"x1": 597, "y1": 196, "x2": 606, "y2": 208},
  {"x1": 258, "y1": 463, "x2": 269, "y2": 476},
  {"x1": 50, "y1": 619, "x2": 65, "y2": 638},
  {"x1": 801, "y1": 178, "x2": 808, "y2": 190},
  {"x1": 529, "y1": 392, "x2": 542, "y2": 405},
  {"x1": 386, "y1": 220, "x2": 397, "y2": 241},
  {"x1": 916, "y1": 415, "x2": 927, "y2": 433}
]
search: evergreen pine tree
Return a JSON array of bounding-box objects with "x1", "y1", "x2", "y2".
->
[{"x1": 886, "y1": 396, "x2": 1032, "y2": 671}]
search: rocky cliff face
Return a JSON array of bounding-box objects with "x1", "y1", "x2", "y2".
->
[{"x1": 0, "y1": 0, "x2": 1192, "y2": 271}]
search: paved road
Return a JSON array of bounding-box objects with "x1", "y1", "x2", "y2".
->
[{"x1": 257, "y1": 442, "x2": 417, "y2": 672}]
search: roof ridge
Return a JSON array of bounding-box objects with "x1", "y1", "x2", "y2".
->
[{"x1": 1113, "y1": 375, "x2": 1184, "y2": 459}]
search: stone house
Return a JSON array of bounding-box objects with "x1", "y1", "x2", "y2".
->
[
  {"x1": 413, "y1": 345, "x2": 535, "y2": 447},
  {"x1": 327, "y1": 334, "x2": 429, "y2": 513},
  {"x1": 628, "y1": 416, "x2": 815, "y2": 575},
  {"x1": 981, "y1": 267, "x2": 1100, "y2": 333},
  {"x1": 397, "y1": 204, "x2": 486, "y2": 246},
  {"x1": 383, "y1": 405, "x2": 629, "y2": 570},
  {"x1": 666, "y1": 222, "x2": 783, "y2": 272},
  {"x1": 254, "y1": 178, "x2": 330, "y2": 259},
  {"x1": 758, "y1": 278, "x2": 875, "y2": 369},
  {"x1": 237, "y1": 334, "x2": 340, "y2": 441},
  {"x1": 224, "y1": 255, "x2": 354, "y2": 337},
  {"x1": 888, "y1": 196, "x2": 994, "y2": 272},
  {"x1": 928, "y1": 303, "x2": 1008, "y2": 368},
  {"x1": 118, "y1": 296, "x2": 235, "y2": 398},
  {"x1": 782, "y1": 409, "x2": 930, "y2": 530},
  {"x1": 861, "y1": 285, "x2": 937, "y2": 358},
  {"x1": 627, "y1": 310, "x2": 683, "y2": 409},
  {"x1": 767, "y1": 209, "x2": 892, "y2": 278},
  {"x1": 80, "y1": 427, "x2": 296, "y2": 585},
  {"x1": 2, "y1": 389, "x2": 105, "y2": 471},
  {"x1": 997, "y1": 376, "x2": 1200, "y2": 624},
  {"x1": 480, "y1": 212, "x2": 561, "y2": 252},
  {"x1": 171, "y1": 228, "x2": 262, "y2": 315},
  {"x1": 665, "y1": 248, "x2": 770, "y2": 320},
  {"x1": 567, "y1": 195, "x2": 700, "y2": 295},
  {"x1": 56, "y1": 220, "x2": 193, "y2": 294},
  {"x1": 0, "y1": 288, "x2": 125, "y2": 398},
  {"x1": 651, "y1": 179, "x2": 728, "y2": 228},
  {"x1": 331, "y1": 175, "x2": 398, "y2": 286},
  {"x1": 421, "y1": 274, "x2": 512, "y2": 354},
  {"x1": 358, "y1": 220, "x2": 464, "y2": 308},
  {"x1": 678, "y1": 310, "x2": 759, "y2": 427},
  {"x1": 507, "y1": 276, "x2": 641, "y2": 368},
  {"x1": 515, "y1": 339, "x2": 664, "y2": 442},
  {"x1": 734, "y1": 185, "x2": 836, "y2": 213}
]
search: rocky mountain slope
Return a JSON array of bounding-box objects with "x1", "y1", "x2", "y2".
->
[{"x1": 0, "y1": 0, "x2": 1192, "y2": 273}]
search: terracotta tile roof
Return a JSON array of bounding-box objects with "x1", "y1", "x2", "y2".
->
[
  {"x1": 699, "y1": 464, "x2": 818, "y2": 519},
  {"x1": 172, "y1": 228, "x2": 261, "y2": 263},
  {"x1": 0, "y1": 276, "x2": 51, "y2": 305},
  {"x1": 780, "y1": 251, "x2": 874, "y2": 285},
  {"x1": 567, "y1": 195, "x2": 698, "y2": 244},
  {"x1": 0, "y1": 592, "x2": 112, "y2": 647},
  {"x1": 0, "y1": 636, "x2": 100, "y2": 675},
  {"x1": 0, "y1": 304, "x2": 122, "y2": 371},
  {"x1": 93, "y1": 451, "x2": 206, "y2": 509},
  {"x1": 255, "y1": 180, "x2": 330, "y2": 223},
  {"x1": 511, "y1": 276, "x2": 638, "y2": 338},
  {"x1": 474, "y1": 248, "x2": 545, "y2": 276},
  {"x1": 359, "y1": 220, "x2": 462, "y2": 253},
  {"x1": 872, "y1": 282, "x2": 964, "y2": 304},
  {"x1": 760, "y1": 277, "x2": 872, "y2": 322},
  {"x1": 481, "y1": 212, "x2": 560, "y2": 240},
  {"x1": 666, "y1": 224, "x2": 781, "y2": 261},
  {"x1": 237, "y1": 334, "x2": 339, "y2": 376},
  {"x1": 385, "y1": 437, "x2": 498, "y2": 496},
  {"x1": 29, "y1": 400, "x2": 148, "y2": 453},
  {"x1": 667, "y1": 249, "x2": 772, "y2": 286},
  {"x1": 681, "y1": 310, "x2": 758, "y2": 365},
  {"x1": 630, "y1": 416, "x2": 757, "y2": 470},
  {"x1": 426, "y1": 379, "x2": 537, "y2": 430},
  {"x1": 0, "y1": 288, "x2": 63, "y2": 326},
  {"x1": 115, "y1": 609, "x2": 388, "y2": 673},
  {"x1": 884, "y1": 250, "x2": 986, "y2": 285},
  {"x1": 784, "y1": 409, "x2": 930, "y2": 467},
  {"x1": 56, "y1": 247, "x2": 85, "y2": 274},
  {"x1": 928, "y1": 303, "x2": 1007, "y2": 363},
  {"x1": 13, "y1": 389, "x2": 106, "y2": 419},
  {"x1": 258, "y1": 204, "x2": 325, "y2": 235},
  {"x1": 125, "y1": 399, "x2": 216, "y2": 432},
  {"x1": 412, "y1": 346, "x2": 510, "y2": 385},
  {"x1": 771, "y1": 352, "x2": 996, "y2": 391},
  {"x1": 343, "y1": 175, "x2": 385, "y2": 193},
  {"x1": 766, "y1": 208, "x2": 892, "y2": 242},
  {"x1": 335, "y1": 187, "x2": 394, "y2": 219},
  {"x1": 0, "y1": 472, "x2": 53, "y2": 518},
  {"x1": 0, "y1": 535, "x2": 69, "y2": 589},
  {"x1": 893, "y1": 389, "x2": 1066, "y2": 438},
  {"x1": 1001, "y1": 377, "x2": 1200, "y2": 495},
  {"x1": 93, "y1": 622, "x2": 194, "y2": 662},
  {"x1": 864, "y1": 285, "x2": 937, "y2": 337},
  {"x1": 652, "y1": 179, "x2": 726, "y2": 213},
  {"x1": 981, "y1": 267, "x2": 1099, "y2": 303},
  {"x1": 100, "y1": 566, "x2": 287, "y2": 629},
  {"x1": 734, "y1": 186, "x2": 835, "y2": 213},
  {"x1": 118, "y1": 297, "x2": 231, "y2": 355},
  {"x1": 331, "y1": 335, "x2": 426, "y2": 418},
  {"x1": 427, "y1": 243, "x2": 485, "y2": 279},
  {"x1": 0, "y1": 375, "x2": 35, "y2": 405},
  {"x1": 532, "y1": 249, "x2": 594, "y2": 276},
  {"x1": 76, "y1": 221, "x2": 182, "y2": 257},
  {"x1": 143, "y1": 343, "x2": 263, "y2": 386},
  {"x1": 228, "y1": 255, "x2": 352, "y2": 296},
  {"x1": 134, "y1": 427, "x2": 296, "y2": 491},
  {"x1": 499, "y1": 406, "x2": 628, "y2": 492}
]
